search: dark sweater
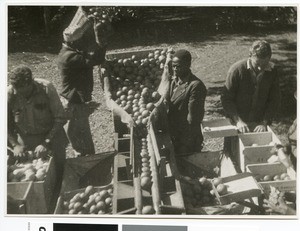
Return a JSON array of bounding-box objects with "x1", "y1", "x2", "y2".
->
[
  {"x1": 221, "y1": 59, "x2": 280, "y2": 124},
  {"x1": 57, "y1": 44, "x2": 106, "y2": 103}
]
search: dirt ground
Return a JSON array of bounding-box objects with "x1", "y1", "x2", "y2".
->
[{"x1": 7, "y1": 30, "x2": 297, "y2": 155}]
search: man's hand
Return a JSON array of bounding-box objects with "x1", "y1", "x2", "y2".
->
[
  {"x1": 263, "y1": 197, "x2": 295, "y2": 215},
  {"x1": 165, "y1": 47, "x2": 174, "y2": 66},
  {"x1": 34, "y1": 144, "x2": 48, "y2": 159},
  {"x1": 254, "y1": 124, "x2": 267, "y2": 133},
  {"x1": 187, "y1": 114, "x2": 192, "y2": 124},
  {"x1": 12, "y1": 144, "x2": 25, "y2": 158},
  {"x1": 236, "y1": 120, "x2": 250, "y2": 133}
]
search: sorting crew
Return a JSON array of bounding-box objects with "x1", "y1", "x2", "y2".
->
[
  {"x1": 166, "y1": 49, "x2": 207, "y2": 154},
  {"x1": 7, "y1": 65, "x2": 68, "y2": 175},
  {"x1": 57, "y1": 15, "x2": 112, "y2": 156},
  {"x1": 221, "y1": 40, "x2": 281, "y2": 133}
]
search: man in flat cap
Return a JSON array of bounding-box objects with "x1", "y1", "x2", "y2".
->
[
  {"x1": 7, "y1": 65, "x2": 67, "y2": 175},
  {"x1": 221, "y1": 40, "x2": 280, "y2": 133},
  {"x1": 57, "y1": 12, "x2": 112, "y2": 156},
  {"x1": 166, "y1": 49, "x2": 207, "y2": 154}
]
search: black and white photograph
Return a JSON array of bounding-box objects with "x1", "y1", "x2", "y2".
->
[{"x1": 4, "y1": 3, "x2": 297, "y2": 218}]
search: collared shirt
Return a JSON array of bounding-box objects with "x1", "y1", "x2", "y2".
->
[
  {"x1": 221, "y1": 58, "x2": 280, "y2": 123},
  {"x1": 246, "y1": 58, "x2": 275, "y2": 86},
  {"x1": 8, "y1": 78, "x2": 67, "y2": 137},
  {"x1": 170, "y1": 72, "x2": 191, "y2": 97}
]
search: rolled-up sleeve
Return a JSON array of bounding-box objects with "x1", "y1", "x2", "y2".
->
[
  {"x1": 7, "y1": 86, "x2": 18, "y2": 146},
  {"x1": 45, "y1": 82, "x2": 67, "y2": 140},
  {"x1": 221, "y1": 66, "x2": 240, "y2": 119}
]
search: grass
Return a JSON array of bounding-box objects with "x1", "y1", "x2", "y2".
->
[{"x1": 8, "y1": 28, "x2": 297, "y2": 154}]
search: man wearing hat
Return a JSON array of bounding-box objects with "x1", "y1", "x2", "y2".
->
[
  {"x1": 221, "y1": 40, "x2": 280, "y2": 133},
  {"x1": 7, "y1": 65, "x2": 67, "y2": 175},
  {"x1": 166, "y1": 49, "x2": 207, "y2": 154},
  {"x1": 57, "y1": 14, "x2": 111, "y2": 156}
]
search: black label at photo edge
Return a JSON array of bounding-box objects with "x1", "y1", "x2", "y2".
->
[
  {"x1": 28, "y1": 222, "x2": 53, "y2": 231},
  {"x1": 53, "y1": 223, "x2": 118, "y2": 231},
  {"x1": 122, "y1": 225, "x2": 188, "y2": 231}
]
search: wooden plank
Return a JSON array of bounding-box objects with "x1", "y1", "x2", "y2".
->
[
  {"x1": 112, "y1": 153, "x2": 120, "y2": 214},
  {"x1": 149, "y1": 124, "x2": 161, "y2": 164},
  {"x1": 159, "y1": 156, "x2": 167, "y2": 194},
  {"x1": 113, "y1": 133, "x2": 119, "y2": 150},
  {"x1": 7, "y1": 181, "x2": 34, "y2": 214},
  {"x1": 211, "y1": 172, "x2": 263, "y2": 205},
  {"x1": 131, "y1": 127, "x2": 143, "y2": 214},
  {"x1": 238, "y1": 132, "x2": 276, "y2": 172},
  {"x1": 202, "y1": 118, "x2": 238, "y2": 139},
  {"x1": 32, "y1": 156, "x2": 56, "y2": 214},
  {"x1": 147, "y1": 134, "x2": 161, "y2": 214},
  {"x1": 246, "y1": 162, "x2": 296, "y2": 194}
]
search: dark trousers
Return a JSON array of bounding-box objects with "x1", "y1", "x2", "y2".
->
[{"x1": 63, "y1": 102, "x2": 95, "y2": 155}]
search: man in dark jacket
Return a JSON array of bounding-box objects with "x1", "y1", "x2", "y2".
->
[
  {"x1": 221, "y1": 40, "x2": 280, "y2": 133},
  {"x1": 57, "y1": 19, "x2": 108, "y2": 156},
  {"x1": 166, "y1": 49, "x2": 207, "y2": 154}
]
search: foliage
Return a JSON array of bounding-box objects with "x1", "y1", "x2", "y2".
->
[
  {"x1": 8, "y1": 6, "x2": 297, "y2": 36},
  {"x1": 82, "y1": 6, "x2": 143, "y2": 22},
  {"x1": 213, "y1": 7, "x2": 297, "y2": 30}
]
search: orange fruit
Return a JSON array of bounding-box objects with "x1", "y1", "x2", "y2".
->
[
  {"x1": 216, "y1": 184, "x2": 228, "y2": 195},
  {"x1": 213, "y1": 178, "x2": 223, "y2": 187},
  {"x1": 280, "y1": 173, "x2": 288, "y2": 180},
  {"x1": 141, "y1": 176, "x2": 151, "y2": 188},
  {"x1": 85, "y1": 185, "x2": 94, "y2": 195},
  {"x1": 263, "y1": 175, "x2": 272, "y2": 181},
  {"x1": 146, "y1": 103, "x2": 155, "y2": 111},
  {"x1": 142, "y1": 205, "x2": 154, "y2": 214}
]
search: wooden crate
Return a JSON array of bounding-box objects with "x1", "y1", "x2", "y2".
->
[
  {"x1": 246, "y1": 163, "x2": 296, "y2": 194},
  {"x1": 178, "y1": 152, "x2": 259, "y2": 215},
  {"x1": 7, "y1": 157, "x2": 56, "y2": 214},
  {"x1": 152, "y1": 129, "x2": 186, "y2": 214},
  {"x1": 59, "y1": 152, "x2": 115, "y2": 193},
  {"x1": 54, "y1": 185, "x2": 112, "y2": 214},
  {"x1": 181, "y1": 151, "x2": 238, "y2": 178},
  {"x1": 201, "y1": 118, "x2": 237, "y2": 139},
  {"x1": 112, "y1": 126, "x2": 135, "y2": 214},
  {"x1": 212, "y1": 172, "x2": 263, "y2": 205},
  {"x1": 238, "y1": 132, "x2": 278, "y2": 172},
  {"x1": 32, "y1": 156, "x2": 57, "y2": 214},
  {"x1": 7, "y1": 181, "x2": 34, "y2": 214}
]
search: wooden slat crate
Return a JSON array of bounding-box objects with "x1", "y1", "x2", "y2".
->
[
  {"x1": 238, "y1": 129, "x2": 281, "y2": 172},
  {"x1": 32, "y1": 156, "x2": 56, "y2": 213},
  {"x1": 150, "y1": 126, "x2": 186, "y2": 215},
  {"x1": 211, "y1": 172, "x2": 263, "y2": 205},
  {"x1": 54, "y1": 152, "x2": 115, "y2": 215},
  {"x1": 54, "y1": 184, "x2": 112, "y2": 214},
  {"x1": 177, "y1": 151, "x2": 260, "y2": 215},
  {"x1": 201, "y1": 118, "x2": 238, "y2": 139},
  {"x1": 7, "y1": 181, "x2": 34, "y2": 214},
  {"x1": 246, "y1": 162, "x2": 296, "y2": 194},
  {"x1": 7, "y1": 157, "x2": 56, "y2": 214}
]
